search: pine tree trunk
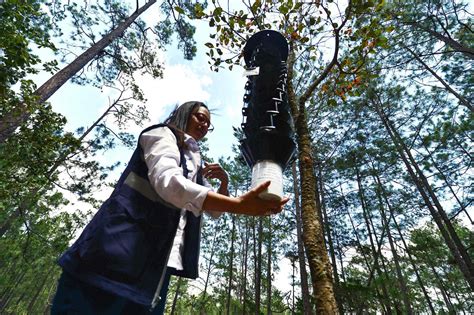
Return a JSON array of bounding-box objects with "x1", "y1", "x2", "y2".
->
[
  {"x1": 341, "y1": 186, "x2": 391, "y2": 314},
  {"x1": 0, "y1": 269, "x2": 27, "y2": 312},
  {"x1": 43, "y1": 273, "x2": 60, "y2": 315},
  {"x1": 430, "y1": 264, "x2": 455, "y2": 313},
  {"x1": 170, "y1": 278, "x2": 181, "y2": 315},
  {"x1": 291, "y1": 163, "x2": 313, "y2": 315},
  {"x1": 1, "y1": 86, "x2": 136, "y2": 238},
  {"x1": 372, "y1": 169, "x2": 436, "y2": 314},
  {"x1": 422, "y1": 143, "x2": 472, "y2": 224},
  {"x1": 355, "y1": 168, "x2": 394, "y2": 313},
  {"x1": 406, "y1": 20, "x2": 474, "y2": 59},
  {"x1": 318, "y1": 165, "x2": 342, "y2": 312},
  {"x1": 226, "y1": 215, "x2": 236, "y2": 315},
  {"x1": 373, "y1": 177, "x2": 413, "y2": 314},
  {"x1": 266, "y1": 219, "x2": 272, "y2": 315},
  {"x1": 199, "y1": 224, "x2": 219, "y2": 313},
  {"x1": 27, "y1": 265, "x2": 54, "y2": 313},
  {"x1": 373, "y1": 97, "x2": 474, "y2": 289},
  {"x1": 241, "y1": 219, "x2": 250, "y2": 315},
  {"x1": 0, "y1": 0, "x2": 158, "y2": 144},
  {"x1": 288, "y1": 96, "x2": 338, "y2": 313},
  {"x1": 255, "y1": 217, "x2": 263, "y2": 315}
]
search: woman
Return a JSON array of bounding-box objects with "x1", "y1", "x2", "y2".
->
[{"x1": 51, "y1": 101, "x2": 288, "y2": 314}]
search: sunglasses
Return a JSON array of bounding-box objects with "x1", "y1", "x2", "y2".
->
[{"x1": 193, "y1": 112, "x2": 214, "y2": 132}]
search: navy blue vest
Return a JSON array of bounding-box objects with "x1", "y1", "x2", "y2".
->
[{"x1": 58, "y1": 124, "x2": 203, "y2": 306}]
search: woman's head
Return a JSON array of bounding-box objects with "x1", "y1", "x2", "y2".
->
[{"x1": 164, "y1": 101, "x2": 212, "y2": 141}]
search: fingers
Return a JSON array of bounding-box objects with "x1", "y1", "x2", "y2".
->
[
  {"x1": 279, "y1": 197, "x2": 290, "y2": 206},
  {"x1": 202, "y1": 162, "x2": 229, "y2": 182},
  {"x1": 252, "y1": 181, "x2": 271, "y2": 194}
]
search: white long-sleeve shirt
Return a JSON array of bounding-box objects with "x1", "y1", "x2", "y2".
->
[{"x1": 139, "y1": 126, "x2": 217, "y2": 270}]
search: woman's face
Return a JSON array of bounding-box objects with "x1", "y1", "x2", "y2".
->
[{"x1": 186, "y1": 106, "x2": 212, "y2": 141}]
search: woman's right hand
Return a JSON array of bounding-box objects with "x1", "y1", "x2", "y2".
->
[{"x1": 236, "y1": 181, "x2": 289, "y2": 216}]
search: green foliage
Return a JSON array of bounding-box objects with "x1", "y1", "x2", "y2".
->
[
  {"x1": 0, "y1": 0, "x2": 57, "y2": 94},
  {"x1": 159, "y1": 0, "x2": 209, "y2": 60}
]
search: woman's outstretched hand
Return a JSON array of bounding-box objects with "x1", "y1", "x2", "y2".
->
[
  {"x1": 202, "y1": 181, "x2": 289, "y2": 216},
  {"x1": 236, "y1": 181, "x2": 289, "y2": 216}
]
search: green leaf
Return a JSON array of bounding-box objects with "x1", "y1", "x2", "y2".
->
[
  {"x1": 328, "y1": 99, "x2": 338, "y2": 107},
  {"x1": 174, "y1": 6, "x2": 184, "y2": 14},
  {"x1": 279, "y1": 4, "x2": 289, "y2": 14},
  {"x1": 214, "y1": 7, "x2": 223, "y2": 17}
]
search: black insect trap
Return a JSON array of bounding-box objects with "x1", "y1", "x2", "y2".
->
[{"x1": 240, "y1": 30, "x2": 296, "y2": 201}]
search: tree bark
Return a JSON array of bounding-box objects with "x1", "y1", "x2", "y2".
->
[
  {"x1": 266, "y1": 219, "x2": 272, "y2": 315},
  {"x1": 27, "y1": 265, "x2": 55, "y2": 313},
  {"x1": 318, "y1": 165, "x2": 343, "y2": 312},
  {"x1": 355, "y1": 168, "x2": 394, "y2": 313},
  {"x1": 226, "y1": 215, "x2": 236, "y2": 315},
  {"x1": 291, "y1": 163, "x2": 313, "y2": 315},
  {"x1": 254, "y1": 217, "x2": 263, "y2": 315},
  {"x1": 170, "y1": 278, "x2": 182, "y2": 315},
  {"x1": 292, "y1": 106, "x2": 338, "y2": 313},
  {"x1": 285, "y1": 14, "x2": 345, "y2": 308},
  {"x1": 373, "y1": 176, "x2": 413, "y2": 314}
]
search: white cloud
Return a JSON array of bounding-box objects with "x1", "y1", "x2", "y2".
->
[{"x1": 140, "y1": 64, "x2": 212, "y2": 123}]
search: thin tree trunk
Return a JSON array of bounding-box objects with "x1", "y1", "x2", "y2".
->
[
  {"x1": 0, "y1": 89, "x2": 130, "y2": 238},
  {"x1": 354, "y1": 215, "x2": 393, "y2": 315},
  {"x1": 27, "y1": 265, "x2": 55, "y2": 313},
  {"x1": 199, "y1": 224, "x2": 218, "y2": 314},
  {"x1": 226, "y1": 215, "x2": 236, "y2": 315},
  {"x1": 241, "y1": 219, "x2": 250, "y2": 315},
  {"x1": 255, "y1": 217, "x2": 263, "y2": 315},
  {"x1": 422, "y1": 143, "x2": 473, "y2": 224},
  {"x1": 169, "y1": 278, "x2": 182, "y2": 315},
  {"x1": 373, "y1": 177, "x2": 413, "y2": 314},
  {"x1": 340, "y1": 186, "x2": 391, "y2": 314},
  {"x1": 335, "y1": 233, "x2": 346, "y2": 283},
  {"x1": 355, "y1": 168, "x2": 394, "y2": 313},
  {"x1": 43, "y1": 273, "x2": 60, "y2": 315},
  {"x1": 430, "y1": 264, "x2": 455, "y2": 313},
  {"x1": 0, "y1": 269, "x2": 27, "y2": 313},
  {"x1": 266, "y1": 218, "x2": 272, "y2": 315},
  {"x1": 406, "y1": 20, "x2": 474, "y2": 59},
  {"x1": 291, "y1": 163, "x2": 313, "y2": 315}
]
